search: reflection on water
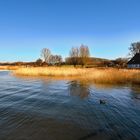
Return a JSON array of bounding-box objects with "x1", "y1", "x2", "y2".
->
[
  {"x1": 68, "y1": 81, "x2": 90, "y2": 99},
  {"x1": 0, "y1": 71, "x2": 140, "y2": 140}
]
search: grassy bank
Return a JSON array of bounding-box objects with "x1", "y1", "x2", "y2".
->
[{"x1": 13, "y1": 67, "x2": 140, "y2": 85}]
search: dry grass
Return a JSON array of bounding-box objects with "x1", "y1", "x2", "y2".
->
[
  {"x1": 13, "y1": 67, "x2": 140, "y2": 85},
  {"x1": 0, "y1": 66, "x2": 20, "y2": 70}
]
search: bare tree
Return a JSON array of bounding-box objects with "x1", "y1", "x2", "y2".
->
[
  {"x1": 79, "y1": 44, "x2": 90, "y2": 57},
  {"x1": 56, "y1": 55, "x2": 62, "y2": 64},
  {"x1": 68, "y1": 45, "x2": 90, "y2": 67},
  {"x1": 79, "y1": 44, "x2": 90, "y2": 66},
  {"x1": 41, "y1": 48, "x2": 51, "y2": 63},
  {"x1": 69, "y1": 47, "x2": 79, "y2": 66},
  {"x1": 129, "y1": 42, "x2": 140, "y2": 56},
  {"x1": 49, "y1": 55, "x2": 62, "y2": 65},
  {"x1": 70, "y1": 47, "x2": 79, "y2": 57}
]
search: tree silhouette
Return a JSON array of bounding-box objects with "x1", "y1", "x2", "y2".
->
[{"x1": 129, "y1": 42, "x2": 140, "y2": 56}]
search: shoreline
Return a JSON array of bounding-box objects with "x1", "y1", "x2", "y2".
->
[
  {"x1": 10, "y1": 66, "x2": 140, "y2": 85},
  {"x1": 1, "y1": 66, "x2": 140, "y2": 85}
]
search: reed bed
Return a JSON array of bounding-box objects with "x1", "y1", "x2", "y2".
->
[
  {"x1": 13, "y1": 67, "x2": 140, "y2": 85},
  {"x1": 0, "y1": 66, "x2": 20, "y2": 70}
]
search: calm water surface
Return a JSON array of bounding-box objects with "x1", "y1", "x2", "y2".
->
[{"x1": 0, "y1": 71, "x2": 140, "y2": 140}]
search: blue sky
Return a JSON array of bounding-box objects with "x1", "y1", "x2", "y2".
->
[{"x1": 0, "y1": 0, "x2": 140, "y2": 62}]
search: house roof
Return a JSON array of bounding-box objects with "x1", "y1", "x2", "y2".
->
[{"x1": 127, "y1": 53, "x2": 140, "y2": 64}]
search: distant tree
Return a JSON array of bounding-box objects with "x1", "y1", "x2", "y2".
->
[
  {"x1": 79, "y1": 44, "x2": 90, "y2": 66},
  {"x1": 69, "y1": 47, "x2": 80, "y2": 66},
  {"x1": 129, "y1": 42, "x2": 140, "y2": 56},
  {"x1": 114, "y1": 58, "x2": 128, "y2": 68},
  {"x1": 79, "y1": 44, "x2": 90, "y2": 57},
  {"x1": 36, "y1": 58, "x2": 43, "y2": 66},
  {"x1": 49, "y1": 55, "x2": 62, "y2": 65},
  {"x1": 102, "y1": 60, "x2": 113, "y2": 67},
  {"x1": 69, "y1": 45, "x2": 90, "y2": 67},
  {"x1": 65, "y1": 57, "x2": 71, "y2": 65},
  {"x1": 55, "y1": 55, "x2": 62, "y2": 65},
  {"x1": 41, "y1": 48, "x2": 51, "y2": 63},
  {"x1": 14, "y1": 62, "x2": 24, "y2": 66}
]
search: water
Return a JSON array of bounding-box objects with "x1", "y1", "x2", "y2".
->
[{"x1": 0, "y1": 71, "x2": 140, "y2": 140}]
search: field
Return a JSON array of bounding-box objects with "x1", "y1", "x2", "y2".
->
[{"x1": 11, "y1": 67, "x2": 140, "y2": 85}]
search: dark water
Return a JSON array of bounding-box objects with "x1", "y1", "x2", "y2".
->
[{"x1": 0, "y1": 71, "x2": 140, "y2": 140}]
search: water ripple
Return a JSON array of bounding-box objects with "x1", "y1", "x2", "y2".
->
[{"x1": 0, "y1": 71, "x2": 140, "y2": 140}]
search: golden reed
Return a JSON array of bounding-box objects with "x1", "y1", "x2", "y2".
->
[{"x1": 13, "y1": 67, "x2": 140, "y2": 84}]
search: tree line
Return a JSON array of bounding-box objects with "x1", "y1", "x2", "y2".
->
[
  {"x1": 38, "y1": 44, "x2": 90, "y2": 67},
  {"x1": 35, "y1": 42, "x2": 140, "y2": 67},
  {"x1": 1, "y1": 42, "x2": 139, "y2": 67}
]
